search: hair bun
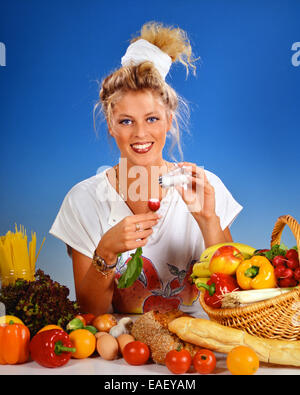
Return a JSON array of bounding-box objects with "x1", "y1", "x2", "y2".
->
[{"x1": 131, "y1": 21, "x2": 198, "y2": 76}]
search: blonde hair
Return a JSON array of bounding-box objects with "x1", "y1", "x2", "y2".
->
[{"x1": 94, "y1": 21, "x2": 197, "y2": 161}]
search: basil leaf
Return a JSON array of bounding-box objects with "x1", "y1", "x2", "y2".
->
[{"x1": 117, "y1": 247, "x2": 143, "y2": 289}]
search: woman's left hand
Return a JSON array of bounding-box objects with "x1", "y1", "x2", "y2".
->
[{"x1": 175, "y1": 162, "x2": 216, "y2": 222}]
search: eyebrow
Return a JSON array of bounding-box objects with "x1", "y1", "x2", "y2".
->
[{"x1": 118, "y1": 112, "x2": 158, "y2": 118}]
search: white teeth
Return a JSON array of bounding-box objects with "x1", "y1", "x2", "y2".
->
[{"x1": 131, "y1": 143, "x2": 152, "y2": 149}]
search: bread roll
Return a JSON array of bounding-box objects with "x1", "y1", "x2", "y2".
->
[
  {"x1": 168, "y1": 317, "x2": 300, "y2": 367},
  {"x1": 131, "y1": 310, "x2": 200, "y2": 364}
]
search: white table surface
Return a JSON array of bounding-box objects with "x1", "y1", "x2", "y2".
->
[
  {"x1": 0, "y1": 352, "x2": 299, "y2": 375},
  {"x1": 0, "y1": 311, "x2": 300, "y2": 376}
]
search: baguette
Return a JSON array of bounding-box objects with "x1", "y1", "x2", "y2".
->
[{"x1": 168, "y1": 317, "x2": 300, "y2": 367}]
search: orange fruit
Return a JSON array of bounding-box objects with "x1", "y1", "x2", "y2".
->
[{"x1": 226, "y1": 346, "x2": 259, "y2": 375}]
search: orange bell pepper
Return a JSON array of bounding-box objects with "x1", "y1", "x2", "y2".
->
[
  {"x1": 0, "y1": 323, "x2": 30, "y2": 364},
  {"x1": 236, "y1": 255, "x2": 276, "y2": 290}
]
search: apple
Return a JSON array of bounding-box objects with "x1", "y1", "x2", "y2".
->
[{"x1": 209, "y1": 245, "x2": 244, "y2": 276}]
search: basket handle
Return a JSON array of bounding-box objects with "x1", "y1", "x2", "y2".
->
[{"x1": 271, "y1": 215, "x2": 300, "y2": 259}]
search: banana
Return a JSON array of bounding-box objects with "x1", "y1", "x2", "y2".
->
[
  {"x1": 193, "y1": 277, "x2": 209, "y2": 288},
  {"x1": 200, "y1": 242, "x2": 256, "y2": 263},
  {"x1": 191, "y1": 242, "x2": 256, "y2": 279},
  {"x1": 191, "y1": 262, "x2": 211, "y2": 278}
]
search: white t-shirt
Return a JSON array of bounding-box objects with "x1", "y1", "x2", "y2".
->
[{"x1": 49, "y1": 167, "x2": 243, "y2": 315}]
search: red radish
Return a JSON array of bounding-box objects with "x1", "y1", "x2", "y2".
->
[
  {"x1": 282, "y1": 268, "x2": 294, "y2": 279},
  {"x1": 286, "y1": 249, "x2": 299, "y2": 261},
  {"x1": 272, "y1": 255, "x2": 286, "y2": 267},
  {"x1": 274, "y1": 264, "x2": 287, "y2": 279},
  {"x1": 278, "y1": 278, "x2": 298, "y2": 287},
  {"x1": 294, "y1": 267, "x2": 300, "y2": 281},
  {"x1": 148, "y1": 198, "x2": 160, "y2": 212},
  {"x1": 286, "y1": 257, "x2": 300, "y2": 270}
]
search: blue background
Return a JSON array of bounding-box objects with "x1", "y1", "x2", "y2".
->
[{"x1": 1, "y1": 0, "x2": 299, "y2": 299}]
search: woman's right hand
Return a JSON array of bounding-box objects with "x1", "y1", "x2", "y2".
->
[{"x1": 96, "y1": 212, "x2": 161, "y2": 264}]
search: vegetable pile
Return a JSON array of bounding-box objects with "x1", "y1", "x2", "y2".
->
[
  {"x1": 0, "y1": 269, "x2": 80, "y2": 336},
  {"x1": 191, "y1": 242, "x2": 299, "y2": 309},
  {"x1": 256, "y1": 245, "x2": 300, "y2": 287}
]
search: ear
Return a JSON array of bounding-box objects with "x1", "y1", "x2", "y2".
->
[
  {"x1": 166, "y1": 112, "x2": 173, "y2": 132},
  {"x1": 107, "y1": 122, "x2": 114, "y2": 137}
]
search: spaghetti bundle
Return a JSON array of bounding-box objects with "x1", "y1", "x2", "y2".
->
[{"x1": 0, "y1": 225, "x2": 45, "y2": 285}]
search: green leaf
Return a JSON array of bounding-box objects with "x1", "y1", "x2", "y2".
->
[
  {"x1": 279, "y1": 243, "x2": 288, "y2": 251},
  {"x1": 264, "y1": 244, "x2": 287, "y2": 261},
  {"x1": 117, "y1": 247, "x2": 143, "y2": 289}
]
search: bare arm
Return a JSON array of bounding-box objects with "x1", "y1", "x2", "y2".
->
[
  {"x1": 196, "y1": 214, "x2": 233, "y2": 248},
  {"x1": 71, "y1": 212, "x2": 160, "y2": 315},
  {"x1": 71, "y1": 248, "x2": 116, "y2": 315}
]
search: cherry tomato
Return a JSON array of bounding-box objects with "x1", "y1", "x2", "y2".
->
[
  {"x1": 148, "y1": 198, "x2": 160, "y2": 212},
  {"x1": 123, "y1": 341, "x2": 150, "y2": 366},
  {"x1": 226, "y1": 346, "x2": 259, "y2": 375},
  {"x1": 193, "y1": 349, "x2": 216, "y2": 374},
  {"x1": 165, "y1": 349, "x2": 192, "y2": 374}
]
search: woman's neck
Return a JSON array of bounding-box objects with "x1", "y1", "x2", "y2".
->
[{"x1": 114, "y1": 158, "x2": 172, "y2": 202}]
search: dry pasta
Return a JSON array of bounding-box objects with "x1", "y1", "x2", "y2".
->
[{"x1": 0, "y1": 225, "x2": 45, "y2": 285}]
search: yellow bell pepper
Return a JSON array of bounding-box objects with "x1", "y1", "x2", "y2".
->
[
  {"x1": 236, "y1": 255, "x2": 276, "y2": 290},
  {"x1": 0, "y1": 315, "x2": 24, "y2": 325}
]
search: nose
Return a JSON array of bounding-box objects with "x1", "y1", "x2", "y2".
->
[{"x1": 133, "y1": 121, "x2": 148, "y2": 139}]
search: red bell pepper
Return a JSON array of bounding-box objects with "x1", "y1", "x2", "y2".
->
[
  {"x1": 29, "y1": 328, "x2": 76, "y2": 368},
  {"x1": 197, "y1": 273, "x2": 239, "y2": 308}
]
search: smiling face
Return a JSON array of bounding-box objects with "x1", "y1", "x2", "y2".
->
[{"x1": 108, "y1": 89, "x2": 172, "y2": 168}]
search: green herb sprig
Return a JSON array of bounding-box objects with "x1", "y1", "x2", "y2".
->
[{"x1": 117, "y1": 247, "x2": 143, "y2": 289}]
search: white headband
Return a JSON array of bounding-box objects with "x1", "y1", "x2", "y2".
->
[{"x1": 121, "y1": 39, "x2": 172, "y2": 80}]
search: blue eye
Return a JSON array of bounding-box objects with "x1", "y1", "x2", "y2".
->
[
  {"x1": 120, "y1": 119, "x2": 132, "y2": 125},
  {"x1": 147, "y1": 117, "x2": 159, "y2": 123}
]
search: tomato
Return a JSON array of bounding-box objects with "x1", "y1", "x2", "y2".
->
[
  {"x1": 123, "y1": 341, "x2": 150, "y2": 366},
  {"x1": 165, "y1": 349, "x2": 192, "y2": 374},
  {"x1": 81, "y1": 313, "x2": 95, "y2": 326},
  {"x1": 226, "y1": 346, "x2": 259, "y2": 375},
  {"x1": 69, "y1": 329, "x2": 96, "y2": 359},
  {"x1": 193, "y1": 349, "x2": 216, "y2": 374}
]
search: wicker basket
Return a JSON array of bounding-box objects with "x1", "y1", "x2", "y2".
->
[{"x1": 199, "y1": 215, "x2": 300, "y2": 341}]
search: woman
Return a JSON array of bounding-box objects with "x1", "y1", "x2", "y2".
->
[{"x1": 50, "y1": 22, "x2": 242, "y2": 316}]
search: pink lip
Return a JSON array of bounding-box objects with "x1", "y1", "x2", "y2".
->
[{"x1": 130, "y1": 142, "x2": 154, "y2": 154}]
